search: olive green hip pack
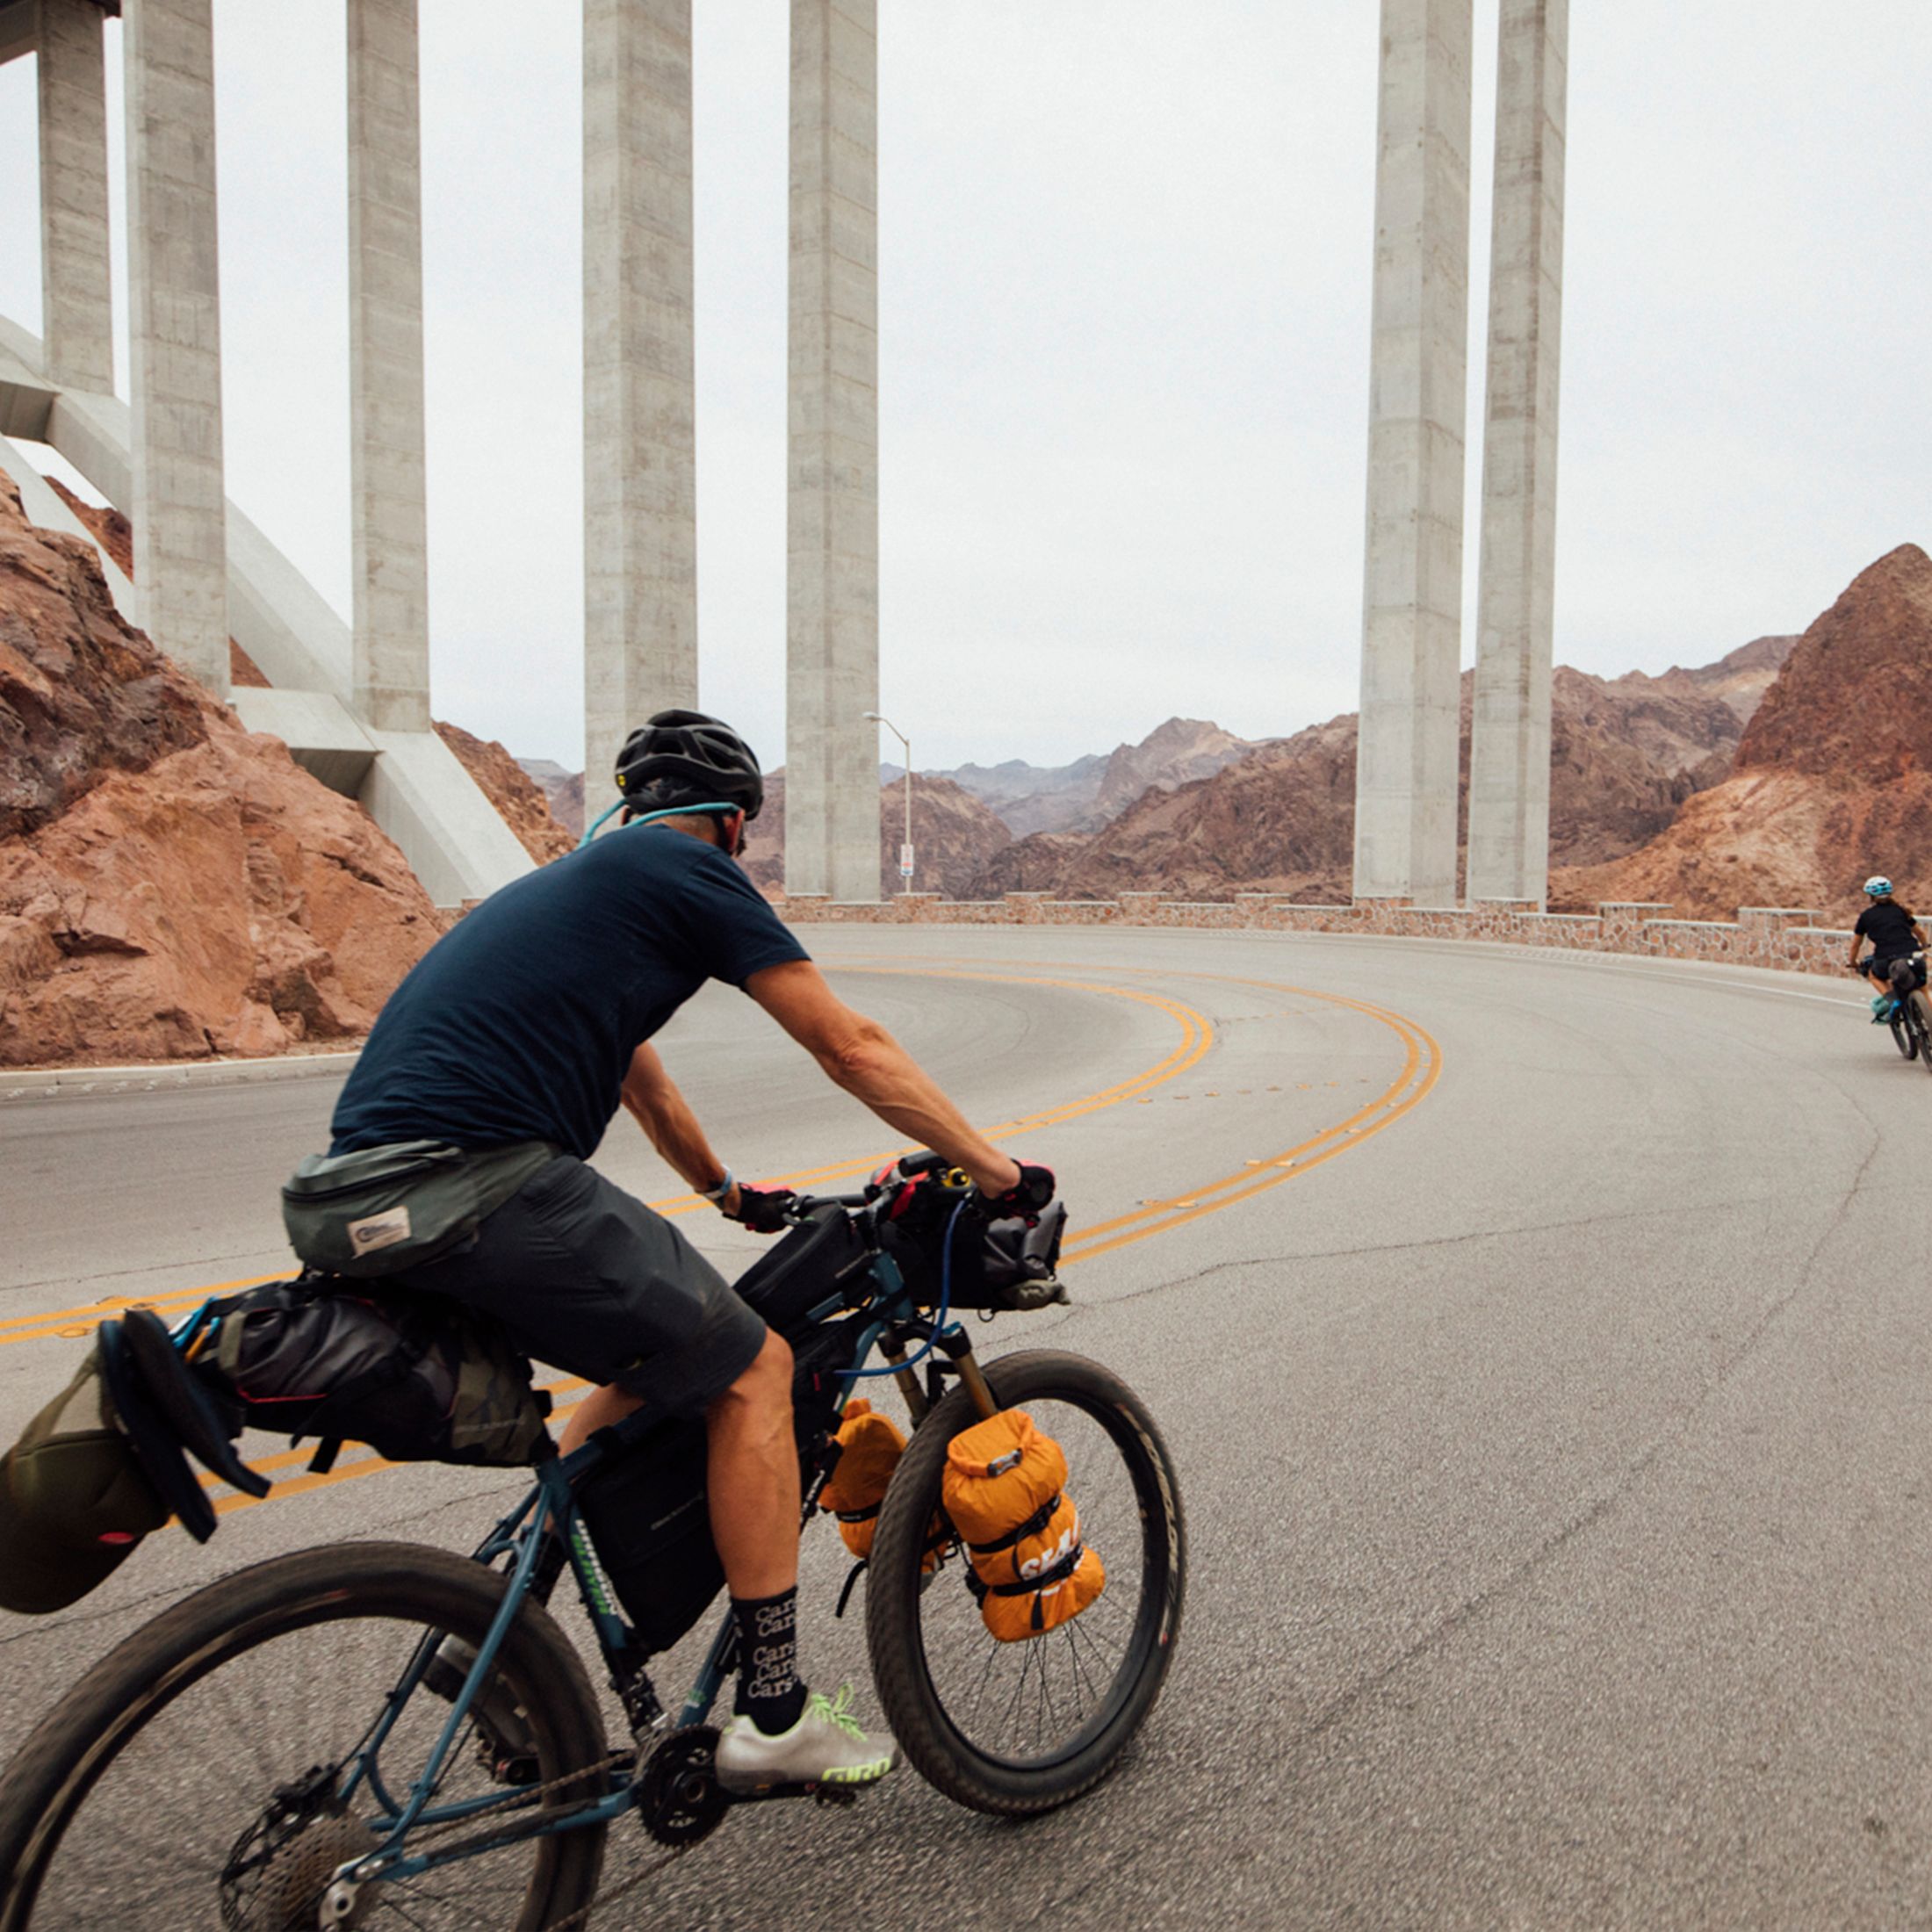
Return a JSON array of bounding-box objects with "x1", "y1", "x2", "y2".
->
[{"x1": 281, "y1": 1138, "x2": 559, "y2": 1277}]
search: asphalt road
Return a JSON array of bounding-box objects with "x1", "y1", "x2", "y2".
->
[{"x1": 3, "y1": 926, "x2": 1929, "y2": 1928}]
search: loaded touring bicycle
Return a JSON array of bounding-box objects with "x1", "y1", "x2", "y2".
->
[{"x1": 0, "y1": 1153, "x2": 1186, "y2": 1929}]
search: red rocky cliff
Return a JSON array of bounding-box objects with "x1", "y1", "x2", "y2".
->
[
  {"x1": 0, "y1": 474, "x2": 440, "y2": 1066},
  {"x1": 1554, "y1": 546, "x2": 1932, "y2": 921}
]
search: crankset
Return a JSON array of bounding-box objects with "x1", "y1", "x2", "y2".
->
[
  {"x1": 636, "y1": 1726, "x2": 730, "y2": 1847},
  {"x1": 634, "y1": 1722, "x2": 875, "y2": 1845}
]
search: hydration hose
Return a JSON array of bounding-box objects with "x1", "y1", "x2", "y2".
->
[
  {"x1": 849, "y1": 1197, "x2": 970, "y2": 1381},
  {"x1": 576, "y1": 798, "x2": 741, "y2": 849}
]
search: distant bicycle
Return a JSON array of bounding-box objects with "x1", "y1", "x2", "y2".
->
[{"x1": 1856, "y1": 951, "x2": 1932, "y2": 1071}]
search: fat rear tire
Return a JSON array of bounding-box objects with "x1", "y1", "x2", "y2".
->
[{"x1": 0, "y1": 1542, "x2": 609, "y2": 1932}]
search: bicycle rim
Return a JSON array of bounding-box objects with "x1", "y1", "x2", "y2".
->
[
  {"x1": 0, "y1": 1543, "x2": 607, "y2": 1932},
  {"x1": 868, "y1": 1351, "x2": 1185, "y2": 1813}
]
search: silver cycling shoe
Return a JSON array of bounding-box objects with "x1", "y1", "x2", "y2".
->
[{"x1": 713, "y1": 1684, "x2": 898, "y2": 1794}]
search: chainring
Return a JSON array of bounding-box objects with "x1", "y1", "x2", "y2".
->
[{"x1": 636, "y1": 1725, "x2": 729, "y2": 1848}]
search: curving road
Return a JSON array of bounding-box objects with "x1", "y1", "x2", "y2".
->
[{"x1": 2, "y1": 926, "x2": 1928, "y2": 1928}]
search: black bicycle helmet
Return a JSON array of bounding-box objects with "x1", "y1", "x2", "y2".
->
[{"x1": 615, "y1": 710, "x2": 764, "y2": 820}]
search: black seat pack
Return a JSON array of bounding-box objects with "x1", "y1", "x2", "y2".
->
[{"x1": 191, "y1": 1274, "x2": 551, "y2": 1469}]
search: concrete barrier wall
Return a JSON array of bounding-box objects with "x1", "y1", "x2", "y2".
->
[{"x1": 775, "y1": 891, "x2": 1862, "y2": 980}]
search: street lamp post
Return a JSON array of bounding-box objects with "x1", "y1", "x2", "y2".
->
[{"x1": 863, "y1": 710, "x2": 913, "y2": 893}]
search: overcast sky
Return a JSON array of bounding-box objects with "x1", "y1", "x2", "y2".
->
[{"x1": 2, "y1": 2, "x2": 1928, "y2": 775}]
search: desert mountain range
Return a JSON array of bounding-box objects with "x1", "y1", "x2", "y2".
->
[
  {"x1": 4, "y1": 455, "x2": 1927, "y2": 1065},
  {"x1": 516, "y1": 643, "x2": 1796, "y2": 905}
]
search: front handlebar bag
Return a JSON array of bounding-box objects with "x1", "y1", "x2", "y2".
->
[{"x1": 941, "y1": 1409, "x2": 1105, "y2": 1642}]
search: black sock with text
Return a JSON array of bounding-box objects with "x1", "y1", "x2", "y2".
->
[{"x1": 732, "y1": 1587, "x2": 807, "y2": 1735}]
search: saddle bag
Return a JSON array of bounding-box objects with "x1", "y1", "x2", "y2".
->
[
  {"x1": 941, "y1": 1409, "x2": 1105, "y2": 1642},
  {"x1": 191, "y1": 1274, "x2": 550, "y2": 1469}
]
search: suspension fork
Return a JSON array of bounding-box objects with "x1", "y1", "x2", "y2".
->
[{"x1": 935, "y1": 1325, "x2": 1001, "y2": 1421}]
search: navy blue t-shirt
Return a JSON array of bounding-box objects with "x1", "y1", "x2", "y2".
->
[{"x1": 331, "y1": 828, "x2": 809, "y2": 1160}]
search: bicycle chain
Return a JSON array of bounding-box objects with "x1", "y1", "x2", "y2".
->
[{"x1": 338, "y1": 1748, "x2": 688, "y2": 1928}]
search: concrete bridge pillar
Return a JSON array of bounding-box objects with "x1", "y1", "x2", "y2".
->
[
  {"x1": 1352, "y1": 0, "x2": 1473, "y2": 907},
  {"x1": 126, "y1": 0, "x2": 231, "y2": 699},
  {"x1": 37, "y1": 0, "x2": 114, "y2": 394},
  {"x1": 1467, "y1": 0, "x2": 1568, "y2": 906},
  {"x1": 785, "y1": 0, "x2": 879, "y2": 903},
  {"x1": 348, "y1": 0, "x2": 432, "y2": 732},
  {"x1": 582, "y1": 0, "x2": 698, "y2": 798}
]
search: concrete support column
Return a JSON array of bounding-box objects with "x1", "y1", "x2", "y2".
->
[
  {"x1": 582, "y1": 0, "x2": 696, "y2": 797},
  {"x1": 126, "y1": 0, "x2": 230, "y2": 698},
  {"x1": 1352, "y1": 0, "x2": 1473, "y2": 905},
  {"x1": 37, "y1": 0, "x2": 115, "y2": 393},
  {"x1": 348, "y1": 0, "x2": 431, "y2": 732},
  {"x1": 785, "y1": 0, "x2": 878, "y2": 903},
  {"x1": 1467, "y1": 0, "x2": 1568, "y2": 905}
]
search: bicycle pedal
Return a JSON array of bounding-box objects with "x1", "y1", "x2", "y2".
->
[{"x1": 727, "y1": 1776, "x2": 870, "y2": 1806}]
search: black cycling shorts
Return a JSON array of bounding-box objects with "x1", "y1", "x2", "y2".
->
[
  {"x1": 396, "y1": 1155, "x2": 768, "y2": 1417},
  {"x1": 1869, "y1": 954, "x2": 1927, "y2": 988}
]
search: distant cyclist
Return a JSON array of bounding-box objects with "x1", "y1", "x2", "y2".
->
[{"x1": 1849, "y1": 876, "x2": 1928, "y2": 1020}]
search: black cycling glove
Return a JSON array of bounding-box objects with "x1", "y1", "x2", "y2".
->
[
  {"x1": 727, "y1": 1186, "x2": 797, "y2": 1235},
  {"x1": 977, "y1": 1163, "x2": 1056, "y2": 1223}
]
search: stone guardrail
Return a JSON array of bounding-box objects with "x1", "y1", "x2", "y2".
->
[{"x1": 776, "y1": 891, "x2": 1862, "y2": 980}]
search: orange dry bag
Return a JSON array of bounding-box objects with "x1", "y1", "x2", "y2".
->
[
  {"x1": 941, "y1": 1409, "x2": 1105, "y2": 1642},
  {"x1": 817, "y1": 1399, "x2": 907, "y2": 1561}
]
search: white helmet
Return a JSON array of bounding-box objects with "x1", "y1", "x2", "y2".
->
[{"x1": 1865, "y1": 876, "x2": 1894, "y2": 898}]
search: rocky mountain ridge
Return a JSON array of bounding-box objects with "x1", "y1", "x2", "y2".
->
[
  {"x1": 968, "y1": 651, "x2": 1783, "y2": 903},
  {"x1": 1554, "y1": 545, "x2": 1932, "y2": 922}
]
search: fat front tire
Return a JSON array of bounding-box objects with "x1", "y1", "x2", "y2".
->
[
  {"x1": 865, "y1": 1349, "x2": 1186, "y2": 1817},
  {"x1": 0, "y1": 1542, "x2": 609, "y2": 1932},
  {"x1": 1911, "y1": 993, "x2": 1932, "y2": 1074}
]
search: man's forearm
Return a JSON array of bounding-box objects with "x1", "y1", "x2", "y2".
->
[
  {"x1": 621, "y1": 1069, "x2": 727, "y2": 1196},
  {"x1": 818, "y1": 1032, "x2": 1020, "y2": 1195}
]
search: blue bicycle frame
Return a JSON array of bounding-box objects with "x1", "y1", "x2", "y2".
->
[{"x1": 329, "y1": 1220, "x2": 970, "y2": 1891}]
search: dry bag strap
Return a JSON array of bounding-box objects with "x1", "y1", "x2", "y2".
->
[
  {"x1": 966, "y1": 1491, "x2": 1061, "y2": 1557},
  {"x1": 966, "y1": 1540, "x2": 1085, "y2": 1601},
  {"x1": 835, "y1": 1503, "x2": 883, "y2": 1525}
]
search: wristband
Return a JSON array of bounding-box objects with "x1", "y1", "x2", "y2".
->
[{"x1": 699, "y1": 1168, "x2": 734, "y2": 1204}]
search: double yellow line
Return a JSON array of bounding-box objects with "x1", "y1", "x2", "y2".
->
[
  {"x1": 0, "y1": 970, "x2": 1209, "y2": 1355},
  {"x1": 6, "y1": 962, "x2": 1438, "y2": 1521}
]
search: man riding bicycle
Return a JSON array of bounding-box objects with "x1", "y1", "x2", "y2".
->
[
  {"x1": 307, "y1": 710, "x2": 1054, "y2": 1794},
  {"x1": 1848, "y1": 876, "x2": 1928, "y2": 1020}
]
